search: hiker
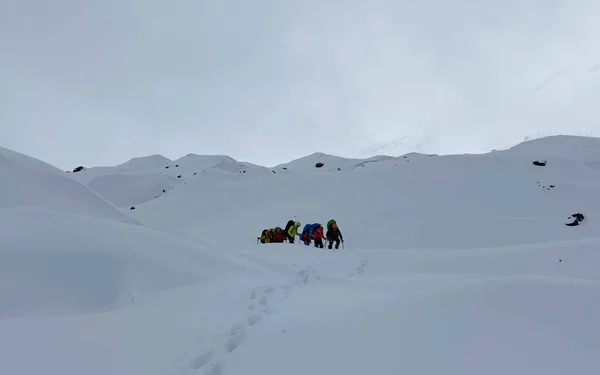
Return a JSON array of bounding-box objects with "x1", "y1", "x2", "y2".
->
[
  {"x1": 326, "y1": 221, "x2": 344, "y2": 249},
  {"x1": 271, "y1": 227, "x2": 286, "y2": 243},
  {"x1": 284, "y1": 220, "x2": 301, "y2": 243},
  {"x1": 301, "y1": 224, "x2": 312, "y2": 246},
  {"x1": 312, "y1": 224, "x2": 325, "y2": 248},
  {"x1": 258, "y1": 229, "x2": 273, "y2": 244}
]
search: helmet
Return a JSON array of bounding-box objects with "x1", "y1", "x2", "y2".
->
[{"x1": 295, "y1": 221, "x2": 301, "y2": 227}]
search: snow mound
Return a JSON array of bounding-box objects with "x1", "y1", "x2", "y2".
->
[
  {"x1": 117, "y1": 154, "x2": 171, "y2": 170},
  {"x1": 0, "y1": 146, "x2": 138, "y2": 224},
  {"x1": 171, "y1": 154, "x2": 272, "y2": 179},
  {"x1": 88, "y1": 173, "x2": 180, "y2": 207},
  {"x1": 504, "y1": 134, "x2": 600, "y2": 162},
  {"x1": 274, "y1": 152, "x2": 369, "y2": 173},
  {"x1": 71, "y1": 153, "x2": 274, "y2": 208},
  {"x1": 0, "y1": 206, "x2": 247, "y2": 318}
]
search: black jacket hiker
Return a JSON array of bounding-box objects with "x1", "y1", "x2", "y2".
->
[{"x1": 326, "y1": 227, "x2": 343, "y2": 249}]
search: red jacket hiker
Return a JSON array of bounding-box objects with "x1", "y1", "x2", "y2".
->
[{"x1": 312, "y1": 225, "x2": 325, "y2": 248}]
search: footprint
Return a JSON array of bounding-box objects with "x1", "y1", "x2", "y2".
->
[
  {"x1": 247, "y1": 314, "x2": 261, "y2": 326},
  {"x1": 259, "y1": 295, "x2": 268, "y2": 306},
  {"x1": 224, "y1": 330, "x2": 247, "y2": 353},
  {"x1": 205, "y1": 361, "x2": 222, "y2": 375},
  {"x1": 351, "y1": 258, "x2": 368, "y2": 277},
  {"x1": 249, "y1": 291, "x2": 256, "y2": 300},
  {"x1": 264, "y1": 286, "x2": 274, "y2": 294},
  {"x1": 356, "y1": 258, "x2": 368, "y2": 275},
  {"x1": 228, "y1": 323, "x2": 245, "y2": 337},
  {"x1": 299, "y1": 267, "x2": 318, "y2": 284},
  {"x1": 190, "y1": 348, "x2": 214, "y2": 370}
]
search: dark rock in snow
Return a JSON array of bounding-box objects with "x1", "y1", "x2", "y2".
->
[
  {"x1": 72, "y1": 166, "x2": 85, "y2": 173},
  {"x1": 533, "y1": 160, "x2": 546, "y2": 166},
  {"x1": 565, "y1": 213, "x2": 585, "y2": 226},
  {"x1": 315, "y1": 162, "x2": 324, "y2": 168},
  {"x1": 130, "y1": 206, "x2": 135, "y2": 210},
  {"x1": 177, "y1": 175, "x2": 182, "y2": 178}
]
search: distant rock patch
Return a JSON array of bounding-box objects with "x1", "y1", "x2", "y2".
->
[
  {"x1": 315, "y1": 162, "x2": 324, "y2": 168},
  {"x1": 565, "y1": 213, "x2": 585, "y2": 226},
  {"x1": 72, "y1": 166, "x2": 85, "y2": 173},
  {"x1": 130, "y1": 206, "x2": 136, "y2": 210},
  {"x1": 537, "y1": 181, "x2": 556, "y2": 192},
  {"x1": 532, "y1": 160, "x2": 546, "y2": 167}
]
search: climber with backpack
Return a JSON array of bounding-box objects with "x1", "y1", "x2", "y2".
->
[
  {"x1": 301, "y1": 224, "x2": 312, "y2": 246},
  {"x1": 326, "y1": 220, "x2": 344, "y2": 249},
  {"x1": 271, "y1": 227, "x2": 286, "y2": 243},
  {"x1": 258, "y1": 228, "x2": 273, "y2": 244},
  {"x1": 312, "y1": 224, "x2": 326, "y2": 248},
  {"x1": 284, "y1": 220, "x2": 301, "y2": 243}
]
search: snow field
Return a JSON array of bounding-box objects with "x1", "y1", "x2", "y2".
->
[{"x1": 1, "y1": 135, "x2": 599, "y2": 375}]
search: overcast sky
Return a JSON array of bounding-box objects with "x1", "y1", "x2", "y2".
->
[{"x1": 1, "y1": 0, "x2": 599, "y2": 170}]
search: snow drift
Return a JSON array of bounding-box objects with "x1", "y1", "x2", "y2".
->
[
  {"x1": 0, "y1": 145, "x2": 138, "y2": 224},
  {"x1": 0, "y1": 206, "x2": 251, "y2": 318}
]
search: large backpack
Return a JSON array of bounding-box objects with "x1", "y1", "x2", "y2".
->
[
  {"x1": 272, "y1": 227, "x2": 285, "y2": 242},
  {"x1": 301, "y1": 224, "x2": 311, "y2": 241},
  {"x1": 259, "y1": 229, "x2": 272, "y2": 243},
  {"x1": 284, "y1": 220, "x2": 295, "y2": 233}
]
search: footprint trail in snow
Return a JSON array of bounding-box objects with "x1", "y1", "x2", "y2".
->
[
  {"x1": 185, "y1": 265, "x2": 325, "y2": 374},
  {"x1": 171, "y1": 255, "x2": 369, "y2": 375}
]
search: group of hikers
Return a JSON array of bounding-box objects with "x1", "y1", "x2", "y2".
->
[{"x1": 257, "y1": 219, "x2": 344, "y2": 249}]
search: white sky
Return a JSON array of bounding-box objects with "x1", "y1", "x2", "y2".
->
[{"x1": 1, "y1": 0, "x2": 600, "y2": 169}]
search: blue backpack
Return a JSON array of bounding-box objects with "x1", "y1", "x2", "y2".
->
[{"x1": 301, "y1": 224, "x2": 311, "y2": 239}]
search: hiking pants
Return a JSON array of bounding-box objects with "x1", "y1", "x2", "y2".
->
[
  {"x1": 328, "y1": 238, "x2": 340, "y2": 249},
  {"x1": 314, "y1": 238, "x2": 324, "y2": 248}
]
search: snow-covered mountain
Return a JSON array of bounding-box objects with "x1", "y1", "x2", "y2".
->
[{"x1": 2, "y1": 134, "x2": 600, "y2": 375}]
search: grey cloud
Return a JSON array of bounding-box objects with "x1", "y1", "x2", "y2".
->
[{"x1": 1, "y1": 0, "x2": 599, "y2": 169}]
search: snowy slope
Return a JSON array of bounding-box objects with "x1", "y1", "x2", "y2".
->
[
  {"x1": 69, "y1": 153, "x2": 273, "y2": 207},
  {"x1": 131, "y1": 136, "x2": 600, "y2": 249},
  {"x1": 0, "y1": 145, "x2": 138, "y2": 224},
  {"x1": 2, "y1": 134, "x2": 600, "y2": 375}
]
